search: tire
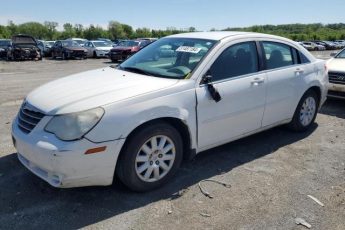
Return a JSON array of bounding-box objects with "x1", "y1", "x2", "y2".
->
[
  {"x1": 116, "y1": 122, "x2": 183, "y2": 192},
  {"x1": 93, "y1": 51, "x2": 97, "y2": 58},
  {"x1": 287, "y1": 90, "x2": 319, "y2": 132},
  {"x1": 52, "y1": 52, "x2": 56, "y2": 59},
  {"x1": 62, "y1": 52, "x2": 66, "y2": 60}
]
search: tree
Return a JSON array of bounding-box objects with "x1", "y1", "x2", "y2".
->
[
  {"x1": 135, "y1": 27, "x2": 152, "y2": 38},
  {"x1": 61, "y1": 23, "x2": 76, "y2": 39},
  {"x1": 122, "y1": 24, "x2": 134, "y2": 38},
  {"x1": 74, "y1": 24, "x2": 84, "y2": 38},
  {"x1": 44, "y1": 21, "x2": 58, "y2": 40},
  {"x1": 108, "y1": 21, "x2": 125, "y2": 39},
  {"x1": 16, "y1": 22, "x2": 49, "y2": 39},
  {"x1": 188, "y1": 27, "x2": 196, "y2": 32}
]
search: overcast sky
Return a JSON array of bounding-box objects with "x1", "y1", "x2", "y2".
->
[{"x1": 1, "y1": 0, "x2": 344, "y2": 30}]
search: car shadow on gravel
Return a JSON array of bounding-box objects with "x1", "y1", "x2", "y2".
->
[
  {"x1": 319, "y1": 98, "x2": 345, "y2": 119},
  {"x1": 0, "y1": 125, "x2": 317, "y2": 230}
]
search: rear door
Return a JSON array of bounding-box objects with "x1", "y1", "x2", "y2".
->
[
  {"x1": 260, "y1": 41, "x2": 311, "y2": 126},
  {"x1": 196, "y1": 41, "x2": 267, "y2": 149}
]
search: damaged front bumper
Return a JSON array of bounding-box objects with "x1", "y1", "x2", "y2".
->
[{"x1": 12, "y1": 117, "x2": 125, "y2": 188}]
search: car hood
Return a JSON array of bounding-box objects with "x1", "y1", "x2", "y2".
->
[
  {"x1": 26, "y1": 67, "x2": 179, "y2": 115},
  {"x1": 64, "y1": 47, "x2": 87, "y2": 51},
  {"x1": 112, "y1": 46, "x2": 133, "y2": 51},
  {"x1": 328, "y1": 58, "x2": 345, "y2": 72},
  {"x1": 96, "y1": 46, "x2": 113, "y2": 51},
  {"x1": 12, "y1": 35, "x2": 37, "y2": 45}
]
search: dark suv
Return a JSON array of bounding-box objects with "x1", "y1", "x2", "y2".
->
[{"x1": 7, "y1": 35, "x2": 42, "y2": 61}]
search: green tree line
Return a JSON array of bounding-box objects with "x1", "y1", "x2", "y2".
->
[
  {"x1": 1, "y1": 20, "x2": 345, "y2": 41},
  {"x1": 0, "y1": 20, "x2": 195, "y2": 40},
  {"x1": 223, "y1": 23, "x2": 345, "y2": 41}
]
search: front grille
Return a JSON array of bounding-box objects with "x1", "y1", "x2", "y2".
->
[
  {"x1": 329, "y1": 71, "x2": 345, "y2": 85},
  {"x1": 72, "y1": 50, "x2": 85, "y2": 57},
  {"x1": 17, "y1": 103, "x2": 45, "y2": 134}
]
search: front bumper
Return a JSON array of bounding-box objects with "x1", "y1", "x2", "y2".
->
[
  {"x1": 328, "y1": 83, "x2": 345, "y2": 99},
  {"x1": 12, "y1": 116, "x2": 125, "y2": 188},
  {"x1": 109, "y1": 52, "x2": 130, "y2": 61},
  {"x1": 96, "y1": 50, "x2": 109, "y2": 57}
]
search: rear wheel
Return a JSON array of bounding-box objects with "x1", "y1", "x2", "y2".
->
[
  {"x1": 116, "y1": 122, "x2": 183, "y2": 192},
  {"x1": 287, "y1": 90, "x2": 319, "y2": 132}
]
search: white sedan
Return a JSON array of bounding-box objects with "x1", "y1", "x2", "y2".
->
[
  {"x1": 327, "y1": 48, "x2": 345, "y2": 99},
  {"x1": 12, "y1": 32, "x2": 328, "y2": 191},
  {"x1": 84, "y1": 40, "x2": 113, "y2": 58}
]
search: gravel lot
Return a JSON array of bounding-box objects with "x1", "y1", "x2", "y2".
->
[{"x1": 0, "y1": 54, "x2": 344, "y2": 230}]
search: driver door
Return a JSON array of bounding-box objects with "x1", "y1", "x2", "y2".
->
[{"x1": 196, "y1": 41, "x2": 267, "y2": 150}]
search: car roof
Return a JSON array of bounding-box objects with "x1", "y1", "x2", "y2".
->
[{"x1": 167, "y1": 31, "x2": 291, "y2": 42}]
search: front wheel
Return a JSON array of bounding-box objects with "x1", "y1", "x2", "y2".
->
[
  {"x1": 287, "y1": 90, "x2": 319, "y2": 132},
  {"x1": 116, "y1": 122, "x2": 183, "y2": 192}
]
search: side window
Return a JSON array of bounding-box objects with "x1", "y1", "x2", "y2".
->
[
  {"x1": 262, "y1": 42, "x2": 294, "y2": 70},
  {"x1": 210, "y1": 42, "x2": 259, "y2": 81},
  {"x1": 298, "y1": 51, "x2": 311, "y2": 64}
]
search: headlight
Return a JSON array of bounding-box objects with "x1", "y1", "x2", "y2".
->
[{"x1": 45, "y1": 107, "x2": 104, "y2": 141}]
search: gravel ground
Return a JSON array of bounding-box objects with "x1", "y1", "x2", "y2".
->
[{"x1": 0, "y1": 55, "x2": 344, "y2": 230}]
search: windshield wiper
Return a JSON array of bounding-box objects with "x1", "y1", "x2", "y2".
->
[{"x1": 119, "y1": 66, "x2": 156, "y2": 77}]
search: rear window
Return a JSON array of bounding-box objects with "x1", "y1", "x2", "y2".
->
[{"x1": 262, "y1": 42, "x2": 294, "y2": 69}]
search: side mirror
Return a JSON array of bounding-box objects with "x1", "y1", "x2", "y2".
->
[
  {"x1": 202, "y1": 72, "x2": 222, "y2": 103},
  {"x1": 330, "y1": 52, "x2": 337, "y2": 57}
]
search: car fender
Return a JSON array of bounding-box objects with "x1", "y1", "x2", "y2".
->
[{"x1": 85, "y1": 84, "x2": 198, "y2": 149}]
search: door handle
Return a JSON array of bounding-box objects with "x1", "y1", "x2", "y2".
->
[
  {"x1": 251, "y1": 77, "x2": 265, "y2": 85},
  {"x1": 295, "y1": 68, "x2": 304, "y2": 74}
]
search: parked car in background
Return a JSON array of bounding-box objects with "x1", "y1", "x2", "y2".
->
[
  {"x1": 37, "y1": 40, "x2": 46, "y2": 58},
  {"x1": 51, "y1": 40, "x2": 87, "y2": 60},
  {"x1": 109, "y1": 39, "x2": 153, "y2": 62},
  {"x1": 327, "y1": 48, "x2": 345, "y2": 99},
  {"x1": 43, "y1": 41, "x2": 55, "y2": 57},
  {"x1": 7, "y1": 34, "x2": 42, "y2": 61},
  {"x1": 66, "y1": 38, "x2": 88, "y2": 47},
  {"x1": 97, "y1": 38, "x2": 112, "y2": 42},
  {"x1": 0, "y1": 39, "x2": 11, "y2": 59},
  {"x1": 12, "y1": 32, "x2": 328, "y2": 191},
  {"x1": 301, "y1": 42, "x2": 325, "y2": 51},
  {"x1": 333, "y1": 41, "x2": 345, "y2": 49},
  {"x1": 84, "y1": 40, "x2": 113, "y2": 58},
  {"x1": 314, "y1": 41, "x2": 336, "y2": 50}
]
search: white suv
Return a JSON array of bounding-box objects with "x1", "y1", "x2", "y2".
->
[{"x1": 12, "y1": 32, "x2": 328, "y2": 191}]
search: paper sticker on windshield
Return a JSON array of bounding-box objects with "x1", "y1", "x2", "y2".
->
[{"x1": 176, "y1": 46, "x2": 201, "y2": 54}]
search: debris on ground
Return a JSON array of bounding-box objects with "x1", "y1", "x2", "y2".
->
[
  {"x1": 171, "y1": 188, "x2": 189, "y2": 199},
  {"x1": 198, "y1": 179, "x2": 231, "y2": 199},
  {"x1": 307, "y1": 195, "x2": 325, "y2": 207},
  {"x1": 167, "y1": 210, "x2": 172, "y2": 215},
  {"x1": 200, "y1": 213, "x2": 211, "y2": 218},
  {"x1": 295, "y1": 218, "x2": 312, "y2": 229}
]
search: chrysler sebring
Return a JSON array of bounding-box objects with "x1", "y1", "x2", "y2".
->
[{"x1": 12, "y1": 32, "x2": 328, "y2": 191}]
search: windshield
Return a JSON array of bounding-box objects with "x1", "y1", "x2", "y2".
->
[
  {"x1": 93, "y1": 41, "x2": 112, "y2": 47},
  {"x1": 46, "y1": 41, "x2": 55, "y2": 46},
  {"x1": 74, "y1": 40, "x2": 86, "y2": 45},
  {"x1": 62, "y1": 41, "x2": 81, "y2": 47},
  {"x1": 336, "y1": 49, "x2": 345, "y2": 58},
  {"x1": 0, "y1": 40, "x2": 10, "y2": 46},
  {"x1": 118, "y1": 40, "x2": 140, "y2": 47},
  {"x1": 119, "y1": 37, "x2": 216, "y2": 79}
]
